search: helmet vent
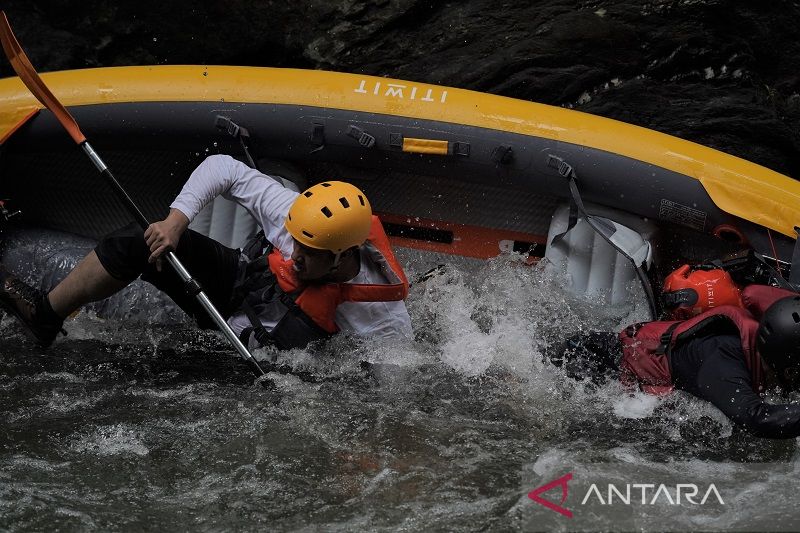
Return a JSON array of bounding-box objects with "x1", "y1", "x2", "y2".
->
[
  {"x1": 339, "y1": 197, "x2": 350, "y2": 209},
  {"x1": 302, "y1": 230, "x2": 314, "y2": 239},
  {"x1": 321, "y1": 183, "x2": 331, "y2": 187},
  {"x1": 358, "y1": 195, "x2": 365, "y2": 206},
  {"x1": 304, "y1": 191, "x2": 313, "y2": 197},
  {"x1": 321, "y1": 206, "x2": 333, "y2": 218},
  {"x1": 793, "y1": 312, "x2": 800, "y2": 324}
]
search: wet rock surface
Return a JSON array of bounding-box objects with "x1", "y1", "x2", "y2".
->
[{"x1": 2, "y1": 1, "x2": 798, "y2": 175}]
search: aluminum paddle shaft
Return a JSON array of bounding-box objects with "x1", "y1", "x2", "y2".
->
[{"x1": 81, "y1": 143, "x2": 266, "y2": 376}]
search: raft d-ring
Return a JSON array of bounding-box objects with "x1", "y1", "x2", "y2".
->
[{"x1": 712, "y1": 224, "x2": 746, "y2": 244}]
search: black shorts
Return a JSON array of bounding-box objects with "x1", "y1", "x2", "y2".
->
[{"x1": 94, "y1": 221, "x2": 241, "y2": 328}]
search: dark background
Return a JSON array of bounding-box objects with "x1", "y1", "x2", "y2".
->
[{"x1": 2, "y1": 0, "x2": 798, "y2": 177}]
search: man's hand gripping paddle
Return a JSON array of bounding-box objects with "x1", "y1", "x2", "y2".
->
[{"x1": 0, "y1": 12, "x2": 267, "y2": 381}]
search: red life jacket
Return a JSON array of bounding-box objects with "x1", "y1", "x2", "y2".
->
[
  {"x1": 267, "y1": 215, "x2": 409, "y2": 333},
  {"x1": 619, "y1": 284, "x2": 797, "y2": 395}
]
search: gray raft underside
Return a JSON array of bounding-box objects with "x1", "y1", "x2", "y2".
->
[{"x1": 0, "y1": 101, "x2": 791, "y2": 265}]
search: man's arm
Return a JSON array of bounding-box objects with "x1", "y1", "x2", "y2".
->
[
  {"x1": 680, "y1": 336, "x2": 800, "y2": 438},
  {"x1": 170, "y1": 154, "x2": 298, "y2": 249}
]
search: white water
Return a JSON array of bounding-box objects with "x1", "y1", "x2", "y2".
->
[{"x1": 1, "y1": 230, "x2": 799, "y2": 531}]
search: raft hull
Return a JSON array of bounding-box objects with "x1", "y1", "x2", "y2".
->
[{"x1": 0, "y1": 67, "x2": 796, "y2": 268}]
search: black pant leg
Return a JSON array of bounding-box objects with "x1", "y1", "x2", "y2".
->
[{"x1": 95, "y1": 222, "x2": 241, "y2": 328}]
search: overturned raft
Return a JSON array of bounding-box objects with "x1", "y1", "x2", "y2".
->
[{"x1": 0, "y1": 66, "x2": 797, "y2": 294}]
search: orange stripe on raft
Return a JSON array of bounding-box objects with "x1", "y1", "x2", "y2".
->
[{"x1": 378, "y1": 213, "x2": 546, "y2": 260}]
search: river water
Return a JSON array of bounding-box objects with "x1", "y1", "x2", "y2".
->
[{"x1": 1, "y1": 230, "x2": 798, "y2": 532}]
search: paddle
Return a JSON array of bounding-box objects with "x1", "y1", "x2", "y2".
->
[{"x1": 0, "y1": 11, "x2": 267, "y2": 379}]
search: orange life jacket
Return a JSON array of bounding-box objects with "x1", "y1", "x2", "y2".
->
[
  {"x1": 268, "y1": 215, "x2": 408, "y2": 333},
  {"x1": 237, "y1": 216, "x2": 408, "y2": 349}
]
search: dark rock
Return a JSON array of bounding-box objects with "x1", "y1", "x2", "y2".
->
[{"x1": 1, "y1": 0, "x2": 798, "y2": 175}]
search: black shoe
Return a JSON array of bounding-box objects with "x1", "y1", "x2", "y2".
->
[{"x1": 0, "y1": 265, "x2": 64, "y2": 347}]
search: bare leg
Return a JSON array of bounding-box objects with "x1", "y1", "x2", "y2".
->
[{"x1": 47, "y1": 251, "x2": 130, "y2": 318}]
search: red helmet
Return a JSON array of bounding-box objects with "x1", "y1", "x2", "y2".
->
[{"x1": 662, "y1": 264, "x2": 743, "y2": 319}]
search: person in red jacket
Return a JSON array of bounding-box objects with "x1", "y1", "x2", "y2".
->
[{"x1": 550, "y1": 279, "x2": 800, "y2": 439}]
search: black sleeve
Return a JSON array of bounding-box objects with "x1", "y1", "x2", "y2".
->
[
  {"x1": 545, "y1": 331, "x2": 621, "y2": 385},
  {"x1": 673, "y1": 335, "x2": 800, "y2": 439}
]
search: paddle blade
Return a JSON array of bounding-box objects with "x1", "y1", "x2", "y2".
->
[{"x1": 0, "y1": 11, "x2": 86, "y2": 144}]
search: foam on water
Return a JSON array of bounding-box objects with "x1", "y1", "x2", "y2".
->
[
  {"x1": 2, "y1": 229, "x2": 800, "y2": 531},
  {"x1": 612, "y1": 392, "x2": 663, "y2": 420},
  {"x1": 70, "y1": 424, "x2": 150, "y2": 457}
]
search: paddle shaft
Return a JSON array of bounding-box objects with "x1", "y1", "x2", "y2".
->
[{"x1": 81, "y1": 142, "x2": 266, "y2": 376}]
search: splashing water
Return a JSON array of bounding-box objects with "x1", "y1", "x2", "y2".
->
[{"x1": 1, "y1": 230, "x2": 798, "y2": 531}]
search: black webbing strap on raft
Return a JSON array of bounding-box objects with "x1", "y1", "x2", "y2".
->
[
  {"x1": 547, "y1": 154, "x2": 659, "y2": 319},
  {"x1": 215, "y1": 115, "x2": 258, "y2": 169},
  {"x1": 790, "y1": 226, "x2": 800, "y2": 286}
]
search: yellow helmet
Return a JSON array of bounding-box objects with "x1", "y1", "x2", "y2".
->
[{"x1": 285, "y1": 181, "x2": 372, "y2": 253}]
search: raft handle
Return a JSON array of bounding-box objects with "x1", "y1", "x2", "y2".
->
[
  {"x1": 309, "y1": 122, "x2": 325, "y2": 151},
  {"x1": 389, "y1": 133, "x2": 470, "y2": 156}
]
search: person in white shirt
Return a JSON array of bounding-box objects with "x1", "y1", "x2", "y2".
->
[{"x1": 0, "y1": 154, "x2": 413, "y2": 349}]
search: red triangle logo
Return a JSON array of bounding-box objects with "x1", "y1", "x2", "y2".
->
[{"x1": 528, "y1": 472, "x2": 573, "y2": 518}]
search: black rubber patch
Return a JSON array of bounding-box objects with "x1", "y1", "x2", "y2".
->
[{"x1": 383, "y1": 222, "x2": 453, "y2": 244}]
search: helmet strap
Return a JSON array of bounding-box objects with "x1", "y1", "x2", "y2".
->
[
  {"x1": 330, "y1": 251, "x2": 343, "y2": 272},
  {"x1": 327, "y1": 247, "x2": 360, "y2": 279}
]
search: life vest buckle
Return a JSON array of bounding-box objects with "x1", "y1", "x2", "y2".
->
[
  {"x1": 654, "y1": 323, "x2": 681, "y2": 355},
  {"x1": 625, "y1": 323, "x2": 642, "y2": 337}
]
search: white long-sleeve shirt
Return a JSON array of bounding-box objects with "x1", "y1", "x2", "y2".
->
[{"x1": 170, "y1": 154, "x2": 413, "y2": 342}]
